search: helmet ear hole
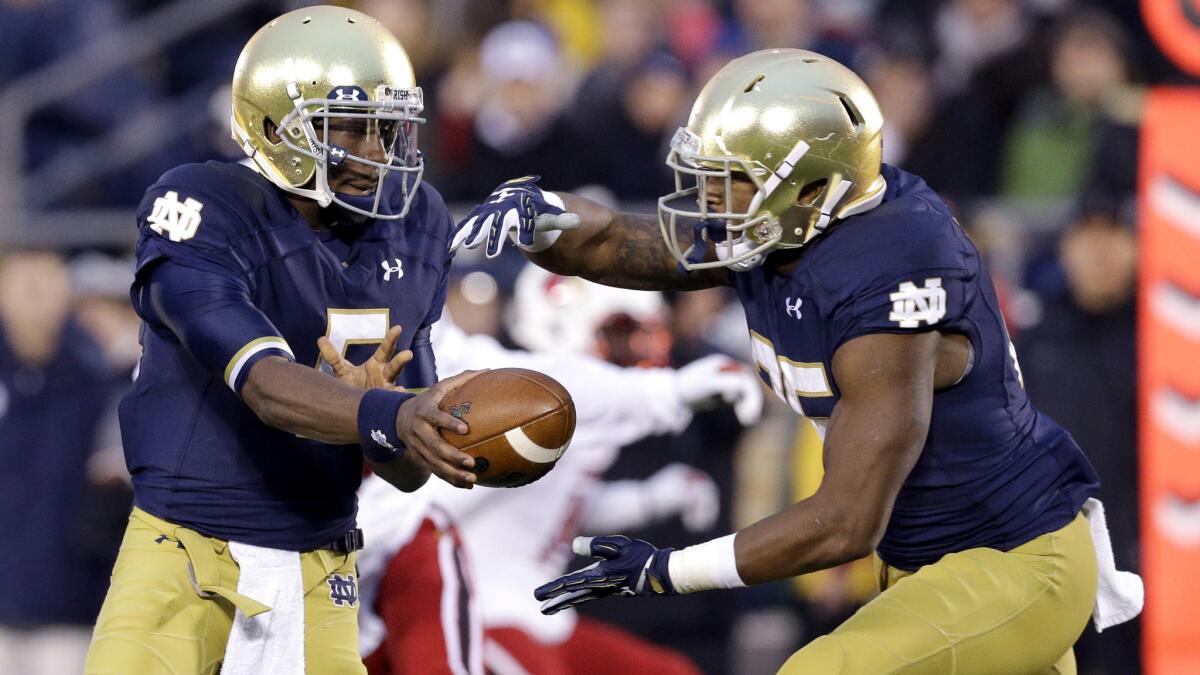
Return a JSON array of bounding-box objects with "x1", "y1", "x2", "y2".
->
[
  {"x1": 796, "y1": 179, "x2": 827, "y2": 206},
  {"x1": 262, "y1": 117, "x2": 282, "y2": 146}
]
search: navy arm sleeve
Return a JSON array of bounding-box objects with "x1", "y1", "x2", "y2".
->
[
  {"x1": 399, "y1": 325, "x2": 436, "y2": 389},
  {"x1": 399, "y1": 189, "x2": 454, "y2": 389},
  {"x1": 135, "y1": 259, "x2": 295, "y2": 393}
]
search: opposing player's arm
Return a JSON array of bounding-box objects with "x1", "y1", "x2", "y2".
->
[
  {"x1": 732, "y1": 331, "x2": 937, "y2": 582},
  {"x1": 526, "y1": 192, "x2": 730, "y2": 291}
]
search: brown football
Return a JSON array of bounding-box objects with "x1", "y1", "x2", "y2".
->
[{"x1": 438, "y1": 368, "x2": 576, "y2": 488}]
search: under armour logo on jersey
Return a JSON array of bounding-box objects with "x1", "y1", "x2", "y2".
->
[
  {"x1": 327, "y1": 573, "x2": 358, "y2": 607},
  {"x1": 381, "y1": 258, "x2": 404, "y2": 281},
  {"x1": 888, "y1": 278, "x2": 946, "y2": 328},
  {"x1": 329, "y1": 86, "x2": 367, "y2": 101},
  {"x1": 147, "y1": 191, "x2": 203, "y2": 242},
  {"x1": 784, "y1": 297, "x2": 803, "y2": 319}
]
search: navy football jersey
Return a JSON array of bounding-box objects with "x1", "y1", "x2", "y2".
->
[
  {"x1": 731, "y1": 164, "x2": 1099, "y2": 570},
  {"x1": 119, "y1": 161, "x2": 454, "y2": 550}
]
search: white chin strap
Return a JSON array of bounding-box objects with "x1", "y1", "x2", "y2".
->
[{"x1": 715, "y1": 238, "x2": 767, "y2": 271}]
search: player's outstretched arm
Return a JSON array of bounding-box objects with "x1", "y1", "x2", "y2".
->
[
  {"x1": 534, "y1": 331, "x2": 937, "y2": 613},
  {"x1": 581, "y1": 464, "x2": 720, "y2": 534},
  {"x1": 242, "y1": 360, "x2": 482, "y2": 490},
  {"x1": 241, "y1": 356, "x2": 414, "y2": 472},
  {"x1": 528, "y1": 193, "x2": 730, "y2": 291},
  {"x1": 454, "y1": 177, "x2": 729, "y2": 291}
]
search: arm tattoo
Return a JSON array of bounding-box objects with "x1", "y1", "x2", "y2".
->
[{"x1": 596, "y1": 214, "x2": 729, "y2": 291}]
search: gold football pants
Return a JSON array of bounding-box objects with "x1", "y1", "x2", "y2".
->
[
  {"x1": 85, "y1": 508, "x2": 366, "y2": 674},
  {"x1": 780, "y1": 513, "x2": 1097, "y2": 674}
]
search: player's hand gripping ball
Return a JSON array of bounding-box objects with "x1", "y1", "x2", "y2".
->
[{"x1": 438, "y1": 368, "x2": 575, "y2": 487}]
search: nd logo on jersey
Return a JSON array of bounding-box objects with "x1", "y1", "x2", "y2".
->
[
  {"x1": 147, "y1": 191, "x2": 204, "y2": 242},
  {"x1": 889, "y1": 278, "x2": 946, "y2": 328}
]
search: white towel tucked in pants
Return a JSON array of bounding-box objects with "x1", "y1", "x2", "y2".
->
[
  {"x1": 1082, "y1": 498, "x2": 1144, "y2": 632},
  {"x1": 221, "y1": 542, "x2": 306, "y2": 674}
]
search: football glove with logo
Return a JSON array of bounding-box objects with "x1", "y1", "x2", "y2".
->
[
  {"x1": 452, "y1": 176, "x2": 582, "y2": 257},
  {"x1": 534, "y1": 535, "x2": 675, "y2": 615}
]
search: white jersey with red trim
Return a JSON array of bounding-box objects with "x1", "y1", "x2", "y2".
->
[
  {"x1": 355, "y1": 476, "x2": 436, "y2": 657},
  {"x1": 357, "y1": 314, "x2": 696, "y2": 647}
]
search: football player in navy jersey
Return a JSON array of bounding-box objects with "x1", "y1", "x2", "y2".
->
[
  {"x1": 85, "y1": 7, "x2": 482, "y2": 675},
  {"x1": 457, "y1": 49, "x2": 1139, "y2": 673}
]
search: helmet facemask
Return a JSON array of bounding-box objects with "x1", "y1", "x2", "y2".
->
[
  {"x1": 659, "y1": 126, "x2": 866, "y2": 272},
  {"x1": 659, "y1": 127, "x2": 782, "y2": 272},
  {"x1": 236, "y1": 84, "x2": 425, "y2": 220}
]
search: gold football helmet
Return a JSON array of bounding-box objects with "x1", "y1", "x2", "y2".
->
[
  {"x1": 659, "y1": 49, "x2": 887, "y2": 270},
  {"x1": 231, "y1": 6, "x2": 424, "y2": 219}
]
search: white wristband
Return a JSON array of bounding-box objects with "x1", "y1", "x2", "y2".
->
[
  {"x1": 516, "y1": 190, "x2": 566, "y2": 252},
  {"x1": 667, "y1": 533, "x2": 745, "y2": 594}
]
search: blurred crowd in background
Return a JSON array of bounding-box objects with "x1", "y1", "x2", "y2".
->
[{"x1": 2, "y1": 0, "x2": 1194, "y2": 673}]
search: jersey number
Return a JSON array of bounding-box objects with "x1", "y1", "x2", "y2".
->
[
  {"x1": 318, "y1": 309, "x2": 391, "y2": 373},
  {"x1": 749, "y1": 331, "x2": 831, "y2": 416}
]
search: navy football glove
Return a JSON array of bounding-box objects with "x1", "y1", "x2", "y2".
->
[
  {"x1": 534, "y1": 535, "x2": 675, "y2": 615},
  {"x1": 452, "y1": 176, "x2": 581, "y2": 258}
]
